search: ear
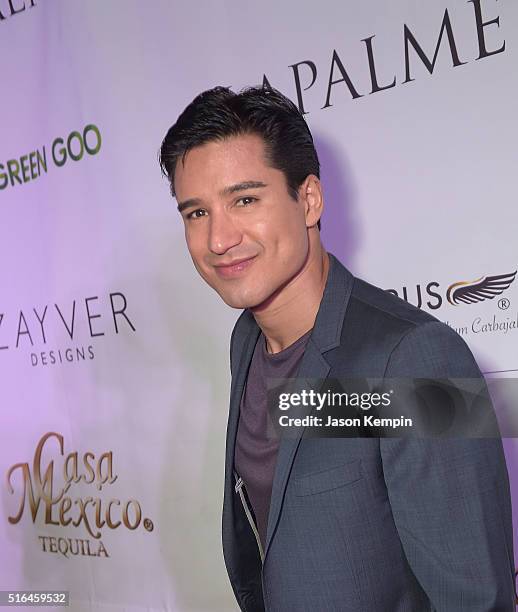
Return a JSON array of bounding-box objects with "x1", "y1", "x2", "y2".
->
[{"x1": 299, "y1": 174, "x2": 323, "y2": 228}]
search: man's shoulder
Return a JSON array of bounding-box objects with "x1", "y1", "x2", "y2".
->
[
  {"x1": 344, "y1": 274, "x2": 480, "y2": 377},
  {"x1": 328, "y1": 253, "x2": 443, "y2": 339},
  {"x1": 349, "y1": 274, "x2": 439, "y2": 331}
]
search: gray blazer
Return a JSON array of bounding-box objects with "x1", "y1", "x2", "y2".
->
[{"x1": 222, "y1": 253, "x2": 515, "y2": 611}]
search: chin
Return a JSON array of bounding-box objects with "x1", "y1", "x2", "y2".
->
[
  {"x1": 219, "y1": 294, "x2": 258, "y2": 310},
  {"x1": 216, "y1": 287, "x2": 270, "y2": 310}
]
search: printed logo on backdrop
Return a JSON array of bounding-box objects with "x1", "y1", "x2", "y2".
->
[
  {"x1": 446, "y1": 272, "x2": 516, "y2": 306},
  {"x1": 0, "y1": 291, "x2": 136, "y2": 367},
  {"x1": 6, "y1": 432, "x2": 154, "y2": 559},
  {"x1": 386, "y1": 268, "x2": 518, "y2": 340},
  {"x1": 0, "y1": 124, "x2": 101, "y2": 191},
  {"x1": 259, "y1": 0, "x2": 505, "y2": 115},
  {"x1": 0, "y1": 0, "x2": 37, "y2": 22}
]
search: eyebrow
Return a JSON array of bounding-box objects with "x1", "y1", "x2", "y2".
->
[{"x1": 177, "y1": 180, "x2": 268, "y2": 213}]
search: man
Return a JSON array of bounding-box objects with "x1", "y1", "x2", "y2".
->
[{"x1": 159, "y1": 86, "x2": 515, "y2": 611}]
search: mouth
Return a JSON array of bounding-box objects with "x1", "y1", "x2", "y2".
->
[{"x1": 213, "y1": 255, "x2": 257, "y2": 279}]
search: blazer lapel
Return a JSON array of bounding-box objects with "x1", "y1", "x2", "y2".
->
[
  {"x1": 226, "y1": 318, "x2": 261, "y2": 476},
  {"x1": 263, "y1": 253, "x2": 355, "y2": 563},
  {"x1": 222, "y1": 313, "x2": 261, "y2": 575}
]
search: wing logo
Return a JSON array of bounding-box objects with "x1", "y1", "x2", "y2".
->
[{"x1": 447, "y1": 271, "x2": 517, "y2": 306}]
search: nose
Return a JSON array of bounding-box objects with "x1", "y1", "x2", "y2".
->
[{"x1": 208, "y1": 209, "x2": 242, "y2": 255}]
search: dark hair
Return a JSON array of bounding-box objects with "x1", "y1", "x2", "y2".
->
[{"x1": 159, "y1": 85, "x2": 321, "y2": 230}]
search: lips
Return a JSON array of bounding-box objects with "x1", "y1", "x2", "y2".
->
[{"x1": 214, "y1": 255, "x2": 257, "y2": 278}]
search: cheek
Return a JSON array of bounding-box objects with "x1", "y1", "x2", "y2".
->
[
  {"x1": 276, "y1": 203, "x2": 307, "y2": 239},
  {"x1": 185, "y1": 227, "x2": 205, "y2": 259},
  {"x1": 268, "y1": 213, "x2": 308, "y2": 253},
  {"x1": 253, "y1": 209, "x2": 302, "y2": 243}
]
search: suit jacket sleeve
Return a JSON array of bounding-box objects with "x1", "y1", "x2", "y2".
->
[{"x1": 381, "y1": 321, "x2": 515, "y2": 611}]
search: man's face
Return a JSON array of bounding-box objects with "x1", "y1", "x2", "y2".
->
[{"x1": 174, "y1": 134, "x2": 312, "y2": 309}]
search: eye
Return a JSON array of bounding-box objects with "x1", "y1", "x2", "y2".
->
[
  {"x1": 186, "y1": 208, "x2": 207, "y2": 220},
  {"x1": 236, "y1": 196, "x2": 257, "y2": 207}
]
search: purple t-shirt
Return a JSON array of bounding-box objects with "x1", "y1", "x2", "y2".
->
[{"x1": 234, "y1": 329, "x2": 312, "y2": 552}]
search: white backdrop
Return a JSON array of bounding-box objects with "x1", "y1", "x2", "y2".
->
[{"x1": 1, "y1": 1, "x2": 517, "y2": 610}]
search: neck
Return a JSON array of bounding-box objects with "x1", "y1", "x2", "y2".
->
[{"x1": 251, "y1": 237, "x2": 330, "y2": 354}]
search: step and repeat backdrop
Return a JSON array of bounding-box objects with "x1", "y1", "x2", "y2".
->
[{"x1": 1, "y1": 1, "x2": 517, "y2": 610}]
